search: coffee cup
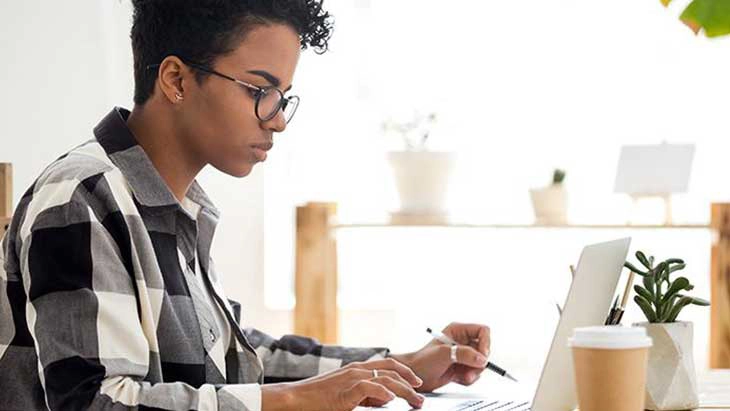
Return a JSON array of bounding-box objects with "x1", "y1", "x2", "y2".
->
[{"x1": 568, "y1": 326, "x2": 652, "y2": 411}]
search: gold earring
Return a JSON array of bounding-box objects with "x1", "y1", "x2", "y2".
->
[{"x1": 175, "y1": 92, "x2": 184, "y2": 102}]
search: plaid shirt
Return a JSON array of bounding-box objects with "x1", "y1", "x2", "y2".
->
[{"x1": 0, "y1": 107, "x2": 388, "y2": 411}]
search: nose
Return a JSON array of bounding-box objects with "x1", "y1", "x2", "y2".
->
[{"x1": 262, "y1": 110, "x2": 287, "y2": 133}]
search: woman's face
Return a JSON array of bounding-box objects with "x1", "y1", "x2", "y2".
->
[{"x1": 177, "y1": 23, "x2": 301, "y2": 177}]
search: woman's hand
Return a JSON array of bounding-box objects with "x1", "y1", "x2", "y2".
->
[
  {"x1": 261, "y1": 358, "x2": 425, "y2": 411},
  {"x1": 390, "y1": 322, "x2": 491, "y2": 393}
]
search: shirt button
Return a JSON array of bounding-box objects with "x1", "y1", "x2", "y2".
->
[{"x1": 209, "y1": 329, "x2": 216, "y2": 342}]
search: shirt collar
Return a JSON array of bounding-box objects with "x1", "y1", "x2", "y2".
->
[{"x1": 93, "y1": 107, "x2": 219, "y2": 217}]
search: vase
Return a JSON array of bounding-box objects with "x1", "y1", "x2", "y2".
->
[
  {"x1": 387, "y1": 151, "x2": 455, "y2": 222},
  {"x1": 634, "y1": 321, "x2": 699, "y2": 410},
  {"x1": 529, "y1": 184, "x2": 568, "y2": 225}
]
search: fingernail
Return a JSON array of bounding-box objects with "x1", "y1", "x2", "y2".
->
[
  {"x1": 415, "y1": 377, "x2": 423, "y2": 386},
  {"x1": 478, "y1": 355, "x2": 488, "y2": 366}
]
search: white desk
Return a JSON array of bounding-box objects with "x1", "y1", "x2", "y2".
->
[
  {"x1": 355, "y1": 370, "x2": 730, "y2": 410},
  {"x1": 698, "y1": 370, "x2": 730, "y2": 410}
]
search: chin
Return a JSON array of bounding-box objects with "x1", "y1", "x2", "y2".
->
[
  {"x1": 232, "y1": 164, "x2": 255, "y2": 178},
  {"x1": 212, "y1": 161, "x2": 255, "y2": 178}
]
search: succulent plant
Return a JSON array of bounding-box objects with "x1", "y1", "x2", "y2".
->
[
  {"x1": 624, "y1": 251, "x2": 710, "y2": 323},
  {"x1": 552, "y1": 169, "x2": 566, "y2": 185},
  {"x1": 382, "y1": 112, "x2": 437, "y2": 151}
]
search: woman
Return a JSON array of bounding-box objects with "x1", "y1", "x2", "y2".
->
[{"x1": 0, "y1": 1, "x2": 491, "y2": 410}]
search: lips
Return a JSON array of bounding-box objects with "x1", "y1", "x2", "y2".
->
[
  {"x1": 251, "y1": 141, "x2": 273, "y2": 162},
  {"x1": 252, "y1": 141, "x2": 273, "y2": 151}
]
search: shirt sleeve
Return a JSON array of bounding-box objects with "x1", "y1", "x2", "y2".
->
[
  {"x1": 244, "y1": 327, "x2": 390, "y2": 383},
  {"x1": 18, "y1": 191, "x2": 263, "y2": 411}
]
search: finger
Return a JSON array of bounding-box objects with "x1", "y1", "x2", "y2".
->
[
  {"x1": 453, "y1": 369, "x2": 481, "y2": 386},
  {"x1": 445, "y1": 323, "x2": 491, "y2": 354},
  {"x1": 347, "y1": 380, "x2": 395, "y2": 407},
  {"x1": 360, "y1": 397, "x2": 390, "y2": 408},
  {"x1": 475, "y1": 325, "x2": 491, "y2": 355},
  {"x1": 373, "y1": 376, "x2": 425, "y2": 409},
  {"x1": 359, "y1": 358, "x2": 423, "y2": 387},
  {"x1": 448, "y1": 344, "x2": 488, "y2": 368},
  {"x1": 377, "y1": 369, "x2": 417, "y2": 390},
  {"x1": 344, "y1": 368, "x2": 423, "y2": 392},
  {"x1": 452, "y1": 365, "x2": 482, "y2": 385},
  {"x1": 360, "y1": 398, "x2": 389, "y2": 408}
]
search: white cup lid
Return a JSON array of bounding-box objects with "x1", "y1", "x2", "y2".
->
[{"x1": 568, "y1": 326, "x2": 653, "y2": 349}]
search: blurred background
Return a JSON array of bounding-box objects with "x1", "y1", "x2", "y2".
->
[{"x1": 1, "y1": 0, "x2": 729, "y2": 388}]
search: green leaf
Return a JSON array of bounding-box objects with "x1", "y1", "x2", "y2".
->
[
  {"x1": 676, "y1": 294, "x2": 710, "y2": 306},
  {"x1": 634, "y1": 285, "x2": 653, "y2": 302},
  {"x1": 662, "y1": 277, "x2": 691, "y2": 305},
  {"x1": 553, "y1": 169, "x2": 566, "y2": 185},
  {"x1": 655, "y1": 281, "x2": 664, "y2": 308},
  {"x1": 660, "y1": 291, "x2": 678, "y2": 308},
  {"x1": 653, "y1": 263, "x2": 668, "y2": 302},
  {"x1": 664, "y1": 264, "x2": 686, "y2": 281},
  {"x1": 658, "y1": 302, "x2": 672, "y2": 322},
  {"x1": 659, "y1": 293, "x2": 682, "y2": 322},
  {"x1": 680, "y1": 0, "x2": 730, "y2": 37},
  {"x1": 636, "y1": 251, "x2": 653, "y2": 270},
  {"x1": 666, "y1": 263, "x2": 685, "y2": 277},
  {"x1": 654, "y1": 262, "x2": 668, "y2": 279},
  {"x1": 635, "y1": 295, "x2": 658, "y2": 322},
  {"x1": 665, "y1": 294, "x2": 680, "y2": 311},
  {"x1": 689, "y1": 296, "x2": 711, "y2": 306},
  {"x1": 665, "y1": 258, "x2": 685, "y2": 265},
  {"x1": 624, "y1": 262, "x2": 648, "y2": 276},
  {"x1": 643, "y1": 272, "x2": 655, "y2": 298},
  {"x1": 665, "y1": 263, "x2": 686, "y2": 283},
  {"x1": 667, "y1": 296, "x2": 693, "y2": 322}
]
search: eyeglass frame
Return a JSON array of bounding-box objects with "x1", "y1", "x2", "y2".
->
[{"x1": 146, "y1": 57, "x2": 300, "y2": 123}]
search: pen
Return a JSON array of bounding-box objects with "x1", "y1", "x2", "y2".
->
[
  {"x1": 605, "y1": 295, "x2": 619, "y2": 325},
  {"x1": 613, "y1": 271, "x2": 636, "y2": 325},
  {"x1": 604, "y1": 270, "x2": 637, "y2": 325},
  {"x1": 426, "y1": 328, "x2": 518, "y2": 383}
]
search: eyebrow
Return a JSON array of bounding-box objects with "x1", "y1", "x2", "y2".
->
[{"x1": 247, "y1": 70, "x2": 292, "y2": 92}]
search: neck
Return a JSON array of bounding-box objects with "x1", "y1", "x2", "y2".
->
[{"x1": 126, "y1": 104, "x2": 204, "y2": 203}]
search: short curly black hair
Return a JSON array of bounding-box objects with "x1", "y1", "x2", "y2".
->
[{"x1": 131, "y1": 0, "x2": 333, "y2": 105}]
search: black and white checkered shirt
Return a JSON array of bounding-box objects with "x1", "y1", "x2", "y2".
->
[{"x1": 0, "y1": 107, "x2": 388, "y2": 410}]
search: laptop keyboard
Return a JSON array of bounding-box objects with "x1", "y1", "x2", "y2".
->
[{"x1": 451, "y1": 400, "x2": 531, "y2": 411}]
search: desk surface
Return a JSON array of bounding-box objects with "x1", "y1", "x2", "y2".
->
[
  {"x1": 355, "y1": 370, "x2": 730, "y2": 410},
  {"x1": 698, "y1": 370, "x2": 730, "y2": 410}
]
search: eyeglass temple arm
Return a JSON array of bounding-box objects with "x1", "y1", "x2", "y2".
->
[{"x1": 146, "y1": 62, "x2": 262, "y2": 92}]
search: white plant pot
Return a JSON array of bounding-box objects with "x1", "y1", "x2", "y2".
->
[
  {"x1": 529, "y1": 185, "x2": 568, "y2": 225},
  {"x1": 634, "y1": 321, "x2": 699, "y2": 410},
  {"x1": 387, "y1": 151, "x2": 455, "y2": 218}
]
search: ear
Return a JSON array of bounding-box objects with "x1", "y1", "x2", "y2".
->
[{"x1": 156, "y1": 56, "x2": 188, "y2": 104}]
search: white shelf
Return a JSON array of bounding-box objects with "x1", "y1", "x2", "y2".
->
[{"x1": 334, "y1": 221, "x2": 710, "y2": 230}]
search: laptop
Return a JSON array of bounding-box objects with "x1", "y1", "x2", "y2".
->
[{"x1": 362, "y1": 237, "x2": 631, "y2": 411}]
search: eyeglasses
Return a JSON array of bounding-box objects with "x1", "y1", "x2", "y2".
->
[{"x1": 147, "y1": 58, "x2": 300, "y2": 124}]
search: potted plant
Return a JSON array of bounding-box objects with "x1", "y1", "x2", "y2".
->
[
  {"x1": 625, "y1": 251, "x2": 710, "y2": 410},
  {"x1": 383, "y1": 112, "x2": 455, "y2": 223},
  {"x1": 529, "y1": 169, "x2": 568, "y2": 225}
]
